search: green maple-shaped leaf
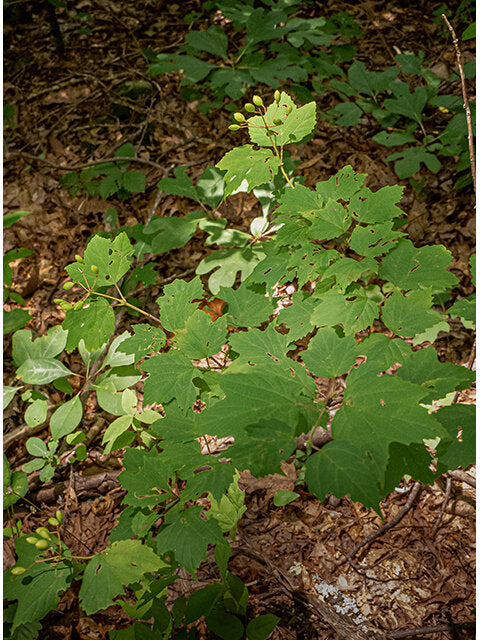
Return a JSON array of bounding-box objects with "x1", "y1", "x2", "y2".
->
[
  {"x1": 227, "y1": 419, "x2": 296, "y2": 476},
  {"x1": 174, "y1": 312, "x2": 228, "y2": 359},
  {"x1": 149, "y1": 53, "x2": 214, "y2": 84},
  {"x1": 275, "y1": 186, "x2": 351, "y2": 241},
  {"x1": 322, "y1": 256, "x2": 377, "y2": 290},
  {"x1": 383, "y1": 442, "x2": 435, "y2": 495},
  {"x1": 341, "y1": 287, "x2": 379, "y2": 334},
  {"x1": 5, "y1": 560, "x2": 72, "y2": 631},
  {"x1": 117, "y1": 324, "x2": 165, "y2": 362},
  {"x1": 384, "y1": 85, "x2": 428, "y2": 126},
  {"x1": 448, "y1": 297, "x2": 476, "y2": 325},
  {"x1": 144, "y1": 210, "x2": 206, "y2": 255},
  {"x1": 182, "y1": 461, "x2": 236, "y2": 502},
  {"x1": 245, "y1": 7, "x2": 288, "y2": 45},
  {"x1": 301, "y1": 328, "x2": 358, "y2": 378},
  {"x1": 79, "y1": 540, "x2": 166, "y2": 614},
  {"x1": 66, "y1": 232, "x2": 133, "y2": 288},
  {"x1": 349, "y1": 185, "x2": 404, "y2": 224},
  {"x1": 120, "y1": 441, "x2": 209, "y2": 507},
  {"x1": 287, "y1": 246, "x2": 338, "y2": 289},
  {"x1": 199, "y1": 368, "x2": 318, "y2": 439},
  {"x1": 227, "y1": 324, "x2": 315, "y2": 393},
  {"x1": 63, "y1": 297, "x2": 115, "y2": 352},
  {"x1": 197, "y1": 245, "x2": 266, "y2": 295},
  {"x1": 218, "y1": 282, "x2": 274, "y2": 327},
  {"x1": 305, "y1": 440, "x2": 383, "y2": 510},
  {"x1": 379, "y1": 239, "x2": 458, "y2": 291},
  {"x1": 186, "y1": 25, "x2": 228, "y2": 59},
  {"x1": 412, "y1": 319, "x2": 451, "y2": 346},
  {"x1": 216, "y1": 145, "x2": 281, "y2": 197},
  {"x1": 386, "y1": 147, "x2": 441, "y2": 179},
  {"x1": 315, "y1": 165, "x2": 367, "y2": 202},
  {"x1": 108, "y1": 506, "x2": 159, "y2": 543},
  {"x1": 397, "y1": 346, "x2": 475, "y2": 402},
  {"x1": 156, "y1": 165, "x2": 200, "y2": 201},
  {"x1": 156, "y1": 277, "x2": 204, "y2": 333},
  {"x1": 275, "y1": 183, "x2": 322, "y2": 216},
  {"x1": 307, "y1": 200, "x2": 352, "y2": 241},
  {"x1": 228, "y1": 324, "x2": 289, "y2": 371},
  {"x1": 150, "y1": 404, "x2": 205, "y2": 443},
  {"x1": 156, "y1": 506, "x2": 222, "y2": 574},
  {"x1": 118, "y1": 448, "x2": 173, "y2": 507},
  {"x1": 331, "y1": 368, "x2": 447, "y2": 485},
  {"x1": 348, "y1": 60, "x2": 399, "y2": 98},
  {"x1": 210, "y1": 67, "x2": 250, "y2": 100},
  {"x1": 350, "y1": 222, "x2": 405, "y2": 258},
  {"x1": 273, "y1": 217, "x2": 311, "y2": 246},
  {"x1": 356, "y1": 332, "x2": 411, "y2": 373},
  {"x1": 310, "y1": 289, "x2": 347, "y2": 329},
  {"x1": 436, "y1": 404, "x2": 476, "y2": 471},
  {"x1": 122, "y1": 170, "x2": 146, "y2": 194},
  {"x1": 247, "y1": 94, "x2": 316, "y2": 147},
  {"x1": 141, "y1": 351, "x2": 198, "y2": 412},
  {"x1": 276, "y1": 292, "x2": 317, "y2": 341},
  {"x1": 247, "y1": 242, "x2": 295, "y2": 289},
  {"x1": 382, "y1": 289, "x2": 441, "y2": 337}
]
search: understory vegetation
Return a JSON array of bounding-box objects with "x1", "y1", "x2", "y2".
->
[{"x1": 3, "y1": 1, "x2": 475, "y2": 639}]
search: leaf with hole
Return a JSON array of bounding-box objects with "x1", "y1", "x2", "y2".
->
[
  {"x1": 216, "y1": 146, "x2": 281, "y2": 197},
  {"x1": 63, "y1": 298, "x2": 115, "y2": 352},
  {"x1": 79, "y1": 540, "x2": 167, "y2": 614}
]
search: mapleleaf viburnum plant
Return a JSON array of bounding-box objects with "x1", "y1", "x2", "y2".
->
[{"x1": 4, "y1": 90, "x2": 475, "y2": 639}]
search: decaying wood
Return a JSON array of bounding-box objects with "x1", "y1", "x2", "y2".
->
[
  {"x1": 29, "y1": 470, "x2": 121, "y2": 504},
  {"x1": 447, "y1": 469, "x2": 476, "y2": 488}
]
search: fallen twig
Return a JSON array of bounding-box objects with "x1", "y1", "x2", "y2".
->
[
  {"x1": 338, "y1": 482, "x2": 422, "y2": 565},
  {"x1": 432, "y1": 476, "x2": 452, "y2": 533},
  {"x1": 7, "y1": 151, "x2": 166, "y2": 172},
  {"x1": 234, "y1": 537, "x2": 388, "y2": 640},
  {"x1": 442, "y1": 14, "x2": 476, "y2": 191},
  {"x1": 388, "y1": 620, "x2": 475, "y2": 638},
  {"x1": 4, "y1": 411, "x2": 54, "y2": 449}
]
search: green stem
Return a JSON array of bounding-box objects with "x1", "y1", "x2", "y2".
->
[
  {"x1": 89, "y1": 290, "x2": 167, "y2": 333},
  {"x1": 234, "y1": 43, "x2": 250, "y2": 66},
  {"x1": 260, "y1": 111, "x2": 295, "y2": 189}
]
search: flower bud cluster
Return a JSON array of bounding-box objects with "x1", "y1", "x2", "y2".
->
[{"x1": 228, "y1": 91, "x2": 292, "y2": 133}]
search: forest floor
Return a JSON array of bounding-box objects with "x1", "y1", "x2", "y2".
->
[{"x1": 3, "y1": 1, "x2": 476, "y2": 639}]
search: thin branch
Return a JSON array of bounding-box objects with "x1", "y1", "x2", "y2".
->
[
  {"x1": 3, "y1": 409, "x2": 54, "y2": 449},
  {"x1": 442, "y1": 14, "x2": 476, "y2": 191},
  {"x1": 388, "y1": 621, "x2": 475, "y2": 638},
  {"x1": 338, "y1": 482, "x2": 422, "y2": 565},
  {"x1": 7, "y1": 151, "x2": 165, "y2": 173},
  {"x1": 432, "y1": 476, "x2": 452, "y2": 533}
]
